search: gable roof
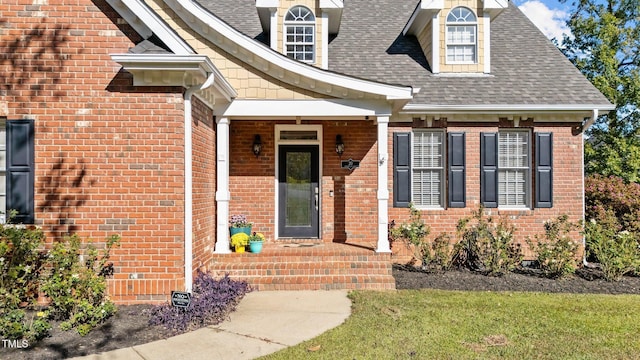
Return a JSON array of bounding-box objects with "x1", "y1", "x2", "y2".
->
[{"x1": 196, "y1": 0, "x2": 612, "y2": 110}]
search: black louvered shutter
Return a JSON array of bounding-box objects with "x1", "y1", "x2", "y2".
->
[
  {"x1": 480, "y1": 132, "x2": 498, "y2": 208},
  {"x1": 535, "y1": 132, "x2": 553, "y2": 208},
  {"x1": 6, "y1": 119, "x2": 35, "y2": 224},
  {"x1": 448, "y1": 132, "x2": 466, "y2": 208},
  {"x1": 393, "y1": 132, "x2": 411, "y2": 207}
]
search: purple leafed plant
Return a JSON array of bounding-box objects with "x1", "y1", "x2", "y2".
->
[{"x1": 148, "y1": 272, "x2": 252, "y2": 333}]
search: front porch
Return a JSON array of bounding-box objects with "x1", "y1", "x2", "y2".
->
[{"x1": 207, "y1": 242, "x2": 395, "y2": 290}]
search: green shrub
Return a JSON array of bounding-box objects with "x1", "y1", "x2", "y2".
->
[
  {"x1": 585, "y1": 175, "x2": 640, "y2": 234},
  {"x1": 0, "y1": 221, "x2": 47, "y2": 309},
  {"x1": 427, "y1": 233, "x2": 454, "y2": 271},
  {"x1": 41, "y1": 234, "x2": 120, "y2": 336},
  {"x1": 452, "y1": 207, "x2": 522, "y2": 276},
  {"x1": 527, "y1": 215, "x2": 582, "y2": 278},
  {"x1": 0, "y1": 218, "x2": 50, "y2": 341},
  {"x1": 585, "y1": 219, "x2": 640, "y2": 281},
  {"x1": 389, "y1": 204, "x2": 431, "y2": 266}
]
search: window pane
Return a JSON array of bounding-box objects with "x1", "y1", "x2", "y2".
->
[
  {"x1": 412, "y1": 131, "x2": 444, "y2": 207},
  {"x1": 498, "y1": 131, "x2": 530, "y2": 207}
]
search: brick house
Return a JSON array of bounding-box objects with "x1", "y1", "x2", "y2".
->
[{"x1": 1, "y1": 0, "x2": 613, "y2": 302}]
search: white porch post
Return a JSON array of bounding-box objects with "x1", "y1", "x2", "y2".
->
[
  {"x1": 214, "y1": 116, "x2": 232, "y2": 253},
  {"x1": 376, "y1": 116, "x2": 391, "y2": 253}
]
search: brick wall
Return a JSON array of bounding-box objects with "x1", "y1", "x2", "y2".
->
[
  {"x1": 388, "y1": 122, "x2": 585, "y2": 262},
  {"x1": 192, "y1": 96, "x2": 215, "y2": 273},
  {"x1": 1, "y1": 0, "x2": 192, "y2": 303}
]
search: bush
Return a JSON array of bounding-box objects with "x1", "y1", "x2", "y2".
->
[
  {"x1": 41, "y1": 234, "x2": 120, "y2": 336},
  {"x1": 389, "y1": 204, "x2": 431, "y2": 266},
  {"x1": 0, "y1": 222, "x2": 47, "y2": 309},
  {"x1": 527, "y1": 215, "x2": 582, "y2": 278},
  {"x1": 149, "y1": 272, "x2": 252, "y2": 333},
  {"x1": 427, "y1": 233, "x2": 454, "y2": 271},
  {"x1": 585, "y1": 219, "x2": 640, "y2": 281},
  {"x1": 452, "y1": 207, "x2": 522, "y2": 276},
  {"x1": 585, "y1": 175, "x2": 640, "y2": 234},
  {"x1": 0, "y1": 220, "x2": 50, "y2": 341}
]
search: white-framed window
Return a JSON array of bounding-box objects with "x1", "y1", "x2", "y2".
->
[
  {"x1": 412, "y1": 130, "x2": 445, "y2": 208},
  {"x1": 284, "y1": 6, "x2": 315, "y2": 63},
  {"x1": 498, "y1": 130, "x2": 530, "y2": 207},
  {"x1": 446, "y1": 7, "x2": 477, "y2": 64}
]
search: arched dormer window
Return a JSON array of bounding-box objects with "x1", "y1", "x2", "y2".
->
[
  {"x1": 284, "y1": 6, "x2": 315, "y2": 63},
  {"x1": 446, "y1": 7, "x2": 477, "y2": 64}
]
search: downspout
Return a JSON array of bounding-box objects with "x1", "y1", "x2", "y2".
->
[
  {"x1": 582, "y1": 108, "x2": 598, "y2": 266},
  {"x1": 183, "y1": 73, "x2": 215, "y2": 292}
]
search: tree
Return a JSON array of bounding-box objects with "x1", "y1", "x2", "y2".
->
[{"x1": 560, "y1": 0, "x2": 640, "y2": 182}]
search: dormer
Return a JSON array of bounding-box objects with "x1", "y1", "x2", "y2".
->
[
  {"x1": 403, "y1": 0, "x2": 508, "y2": 74},
  {"x1": 256, "y1": 0, "x2": 344, "y2": 69}
]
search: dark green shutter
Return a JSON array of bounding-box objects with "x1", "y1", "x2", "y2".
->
[
  {"x1": 447, "y1": 132, "x2": 466, "y2": 208},
  {"x1": 6, "y1": 119, "x2": 35, "y2": 224},
  {"x1": 535, "y1": 132, "x2": 553, "y2": 208},
  {"x1": 480, "y1": 132, "x2": 498, "y2": 208},
  {"x1": 393, "y1": 132, "x2": 411, "y2": 208}
]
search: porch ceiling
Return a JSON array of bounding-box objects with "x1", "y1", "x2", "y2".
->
[{"x1": 215, "y1": 99, "x2": 393, "y2": 120}]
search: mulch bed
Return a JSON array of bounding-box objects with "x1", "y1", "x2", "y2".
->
[{"x1": 2, "y1": 266, "x2": 639, "y2": 359}]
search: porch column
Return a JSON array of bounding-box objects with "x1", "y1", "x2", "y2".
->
[
  {"x1": 376, "y1": 116, "x2": 391, "y2": 253},
  {"x1": 214, "y1": 117, "x2": 231, "y2": 253}
]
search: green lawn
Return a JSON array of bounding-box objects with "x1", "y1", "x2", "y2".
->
[{"x1": 261, "y1": 290, "x2": 640, "y2": 360}]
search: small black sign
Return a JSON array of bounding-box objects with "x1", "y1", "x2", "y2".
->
[
  {"x1": 341, "y1": 158, "x2": 360, "y2": 171},
  {"x1": 171, "y1": 291, "x2": 191, "y2": 309}
]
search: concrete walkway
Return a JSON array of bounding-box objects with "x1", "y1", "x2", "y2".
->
[{"x1": 72, "y1": 290, "x2": 351, "y2": 360}]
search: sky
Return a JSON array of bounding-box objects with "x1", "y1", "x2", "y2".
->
[{"x1": 515, "y1": 0, "x2": 572, "y2": 41}]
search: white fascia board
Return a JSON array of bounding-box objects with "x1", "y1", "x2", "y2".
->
[
  {"x1": 164, "y1": 0, "x2": 413, "y2": 100},
  {"x1": 319, "y1": 0, "x2": 344, "y2": 9},
  {"x1": 110, "y1": 54, "x2": 237, "y2": 99},
  {"x1": 403, "y1": 0, "x2": 443, "y2": 36},
  {"x1": 106, "y1": 0, "x2": 152, "y2": 39},
  {"x1": 402, "y1": 103, "x2": 617, "y2": 114},
  {"x1": 319, "y1": 0, "x2": 344, "y2": 34},
  {"x1": 482, "y1": 0, "x2": 509, "y2": 18},
  {"x1": 256, "y1": 0, "x2": 279, "y2": 33},
  {"x1": 118, "y1": 0, "x2": 193, "y2": 55},
  {"x1": 219, "y1": 99, "x2": 392, "y2": 118}
]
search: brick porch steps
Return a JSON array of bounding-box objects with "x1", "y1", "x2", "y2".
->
[{"x1": 206, "y1": 242, "x2": 396, "y2": 291}]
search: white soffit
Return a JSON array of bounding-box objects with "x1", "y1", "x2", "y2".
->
[
  {"x1": 403, "y1": 0, "x2": 444, "y2": 36},
  {"x1": 110, "y1": 0, "x2": 193, "y2": 55},
  {"x1": 256, "y1": 0, "x2": 279, "y2": 33},
  {"x1": 319, "y1": 0, "x2": 344, "y2": 34},
  {"x1": 110, "y1": 54, "x2": 237, "y2": 101},
  {"x1": 482, "y1": 0, "x2": 509, "y2": 18},
  {"x1": 162, "y1": 0, "x2": 413, "y2": 101},
  {"x1": 401, "y1": 103, "x2": 616, "y2": 115},
  {"x1": 218, "y1": 99, "x2": 392, "y2": 118}
]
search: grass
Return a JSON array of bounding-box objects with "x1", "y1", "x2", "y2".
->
[{"x1": 261, "y1": 290, "x2": 640, "y2": 360}]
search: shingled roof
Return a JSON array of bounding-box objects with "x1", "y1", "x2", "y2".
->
[{"x1": 195, "y1": 0, "x2": 612, "y2": 108}]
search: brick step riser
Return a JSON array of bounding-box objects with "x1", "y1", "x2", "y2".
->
[
  {"x1": 208, "y1": 262, "x2": 392, "y2": 270},
  {"x1": 210, "y1": 256, "x2": 391, "y2": 264}
]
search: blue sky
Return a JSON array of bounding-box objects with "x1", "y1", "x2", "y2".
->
[{"x1": 515, "y1": 0, "x2": 572, "y2": 41}]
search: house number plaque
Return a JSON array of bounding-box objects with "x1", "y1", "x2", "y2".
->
[{"x1": 341, "y1": 158, "x2": 360, "y2": 171}]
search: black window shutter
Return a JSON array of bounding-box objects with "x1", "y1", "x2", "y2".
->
[
  {"x1": 480, "y1": 132, "x2": 498, "y2": 208},
  {"x1": 535, "y1": 132, "x2": 553, "y2": 208},
  {"x1": 447, "y1": 132, "x2": 466, "y2": 208},
  {"x1": 393, "y1": 132, "x2": 411, "y2": 207},
  {"x1": 6, "y1": 119, "x2": 35, "y2": 224}
]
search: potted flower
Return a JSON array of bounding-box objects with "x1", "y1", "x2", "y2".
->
[
  {"x1": 229, "y1": 214, "x2": 252, "y2": 236},
  {"x1": 230, "y1": 232, "x2": 249, "y2": 253},
  {"x1": 248, "y1": 232, "x2": 265, "y2": 254}
]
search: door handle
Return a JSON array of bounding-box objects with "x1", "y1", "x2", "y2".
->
[{"x1": 315, "y1": 187, "x2": 319, "y2": 211}]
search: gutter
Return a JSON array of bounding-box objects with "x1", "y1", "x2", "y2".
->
[{"x1": 183, "y1": 73, "x2": 216, "y2": 293}]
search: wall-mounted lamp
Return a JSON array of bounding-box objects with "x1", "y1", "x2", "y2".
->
[
  {"x1": 335, "y1": 134, "x2": 345, "y2": 156},
  {"x1": 252, "y1": 134, "x2": 262, "y2": 157}
]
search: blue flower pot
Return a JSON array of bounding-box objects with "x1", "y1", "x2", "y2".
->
[
  {"x1": 230, "y1": 226, "x2": 252, "y2": 237},
  {"x1": 249, "y1": 241, "x2": 263, "y2": 254}
]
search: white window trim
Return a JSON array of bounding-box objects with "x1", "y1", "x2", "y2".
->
[
  {"x1": 445, "y1": 7, "x2": 478, "y2": 65},
  {"x1": 283, "y1": 6, "x2": 316, "y2": 64},
  {"x1": 0, "y1": 120, "x2": 5, "y2": 224},
  {"x1": 497, "y1": 130, "x2": 531, "y2": 209},
  {"x1": 274, "y1": 125, "x2": 323, "y2": 239},
  {"x1": 411, "y1": 129, "x2": 446, "y2": 210}
]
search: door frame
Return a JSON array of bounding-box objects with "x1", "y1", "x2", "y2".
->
[{"x1": 274, "y1": 124, "x2": 323, "y2": 239}]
